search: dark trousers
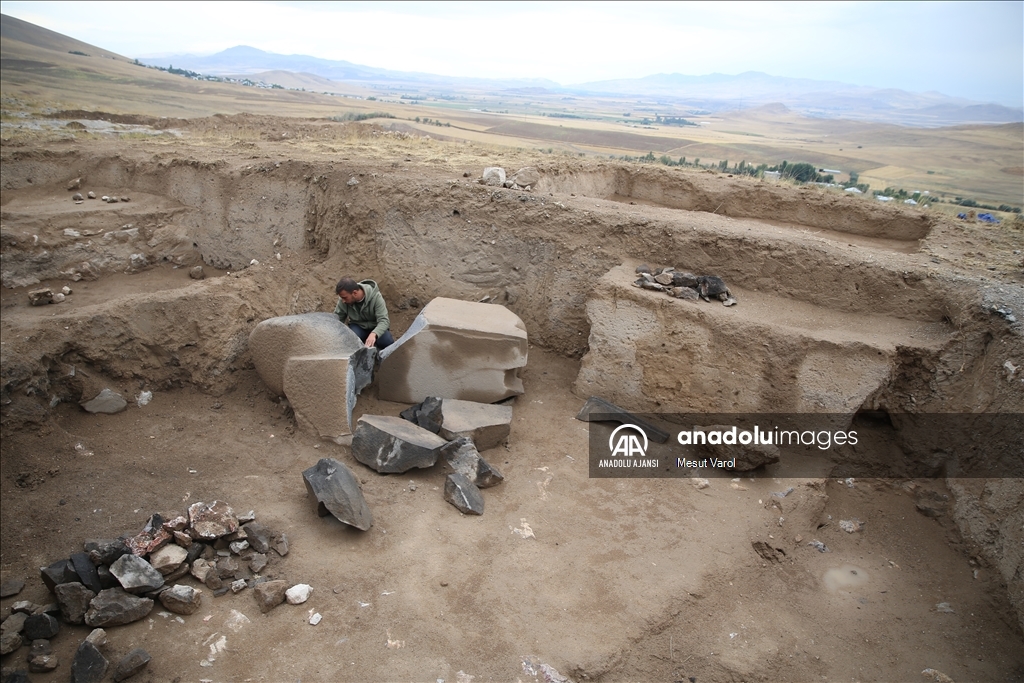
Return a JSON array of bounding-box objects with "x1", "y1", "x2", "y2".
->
[{"x1": 348, "y1": 324, "x2": 394, "y2": 350}]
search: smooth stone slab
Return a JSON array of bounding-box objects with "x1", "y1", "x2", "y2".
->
[
  {"x1": 0, "y1": 579, "x2": 25, "y2": 598},
  {"x1": 443, "y1": 473, "x2": 485, "y2": 515},
  {"x1": 284, "y1": 350, "x2": 374, "y2": 441},
  {"x1": 378, "y1": 298, "x2": 528, "y2": 404},
  {"x1": 438, "y1": 398, "x2": 512, "y2": 451},
  {"x1": 302, "y1": 458, "x2": 373, "y2": 530},
  {"x1": 351, "y1": 415, "x2": 447, "y2": 474},
  {"x1": 248, "y1": 313, "x2": 366, "y2": 396}
]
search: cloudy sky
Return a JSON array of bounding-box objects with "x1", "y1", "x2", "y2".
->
[{"x1": 4, "y1": 1, "x2": 1022, "y2": 106}]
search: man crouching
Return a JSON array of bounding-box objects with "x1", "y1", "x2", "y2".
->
[{"x1": 334, "y1": 277, "x2": 395, "y2": 350}]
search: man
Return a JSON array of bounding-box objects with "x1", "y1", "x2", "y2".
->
[{"x1": 334, "y1": 277, "x2": 394, "y2": 350}]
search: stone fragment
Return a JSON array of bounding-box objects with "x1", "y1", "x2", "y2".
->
[
  {"x1": 72, "y1": 193, "x2": 84, "y2": 202},
  {"x1": 40, "y1": 560, "x2": 80, "y2": 592},
  {"x1": 482, "y1": 167, "x2": 506, "y2": 186},
  {"x1": 84, "y1": 628, "x2": 107, "y2": 648},
  {"x1": 378, "y1": 297, "x2": 528, "y2": 404},
  {"x1": 108, "y1": 555, "x2": 163, "y2": 594},
  {"x1": 242, "y1": 522, "x2": 271, "y2": 554},
  {"x1": 670, "y1": 286, "x2": 700, "y2": 300},
  {"x1": 654, "y1": 272, "x2": 674, "y2": 286},
  {"x1": 693, "y1": 425, "x2": 781, "y2": 471},
  {"x1": 253, "y1": 580, "x2": 288, "y2": 613},
  {"x1": 575, "y1": 396, "x2": 671, "y2": 443},
  {"x1": 70, "y1": 552, "x2": 103, "y2": 594},
  {"x1": 285, "y1": 584, "x2": 312, "y2": 605},
  {"x1": 347, "y1": 176, "x2": 359, "y2": 186},
  {"x1": 640, "y1": 280, "x2": 665, "y2": 291},
  {"x1": 204, "y1": 573, "x2": 223, "y2": 591},
  {"x1": 81, "y1": 388, "x2": 127, "y2": 414},
  {"x1": 510, "y1": 167, "x2": 540, "y2": 187},
  {"x1": 10, "y1": 601, "x2": 36, "y2": 614},
  {"x1": 29, "y1": 639, "x2": 52, "y2": 658},
  {"x1": 188, "y1": 500, "x2": 238, "y2": 540},
  {"x1": 162, "y1": 515, "x2": 188, "y2": 532},
  {"x1": 229, "y1": 540, "x2": 248, "y2": 555},
  {"x1": 302, "y1": 458, "x2": 374, "y2": 530},
  {"x1": 216, "y1": 557, "x2": 240, "y2": 579},
  {"x1": 399, "y1": 396, "x2": 443, "y2": 433},
  {"x1": 112, "y1": 648, "x2": 151, "y2": 682},
  {"x1": 2, "y1": 611, "x2": 28, "y2": 635},
  {"x1": 94, "y1": 565, "x2": 117, "y2": 590},
  {"x1": 272, "y1": 533, "x2": 289, "y2": 557},
  {"x1": 0, "y1": 579, "x2": 25, "y2": 598},
  {"x1": 249, "y1": 553, "x2": 268, "y2": 574},
  {"x1": 22, "y1": 614, "x2": 59, "y2": 640},
  {"x1": 238, "y1": 510, "x2": 256, "y2": 524},
  {"x1": 28, "y1": 654, "x2": 59, "y2": 673},
  {"x1": 85, "y1": 538, "x2": 129, "y2": 566},
  {"x1": 158, "y1": 585, "x2": 202, "y2": 615},
  {"x1": 87, "y1": 191, "x2": 96, "y2": 199},
  {"x1": 0, "y1": 631, "x2": 23, "y2": 656},
  {"x1": 148, "y1": 544, "x2": 187, "y2": 575},
  {"x1": 443, "y1": 473, "x2": 485, "y2": 515},
  {"x1": 54, "y1": 583, "x2": 96, "y2": 624},
  {"x1": 231, "y1": 579, "x2": 246, "y2": 593},
  {"x1": 71, "y1": 641, "x2": 108, "y2": 683},
  {"x1": 125, "y1": 528, "x2": 171, "y2": 556},
  {"x1": 440, "y1": 437, "x2": 504, "y2": 488},
  {"x1": 172, "y1": 530, "x2": 192, "y2": 547},
  {"x1": 438, "y1": 398, "x2": 513, "y2": 450},
  {"x1": 188, "y1": 265, "x2": 205, "y2": 280},
  {"x1": 352, "y1": 415, "x2": 446, "y2": 474},
  {"x1": 28, "y1": 288, "x2": 53, "y2": 306},
  {"x1": 84, "y1": 589, "x2": 153, "y2": 627},
  {"x1": 189, "y1": 558, "x2": 215, "y2": 583},
  {"x1": 67, "y1": 178, "x2": 82, "y2": 190},
  {"x1": 671, "y1": 271, "x2": 700, "y2": 287},
  {"x1": 163, "y1": 561, "x2": 190, "y2": 581}
]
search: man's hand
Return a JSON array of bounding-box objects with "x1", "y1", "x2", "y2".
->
[{"x1": 365, "y1": 332, "x2": 377, "y2": 348}]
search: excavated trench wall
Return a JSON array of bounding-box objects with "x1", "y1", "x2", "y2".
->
[{"x1": 1, "y1": 151, "x2": 1021, "y2": 628}]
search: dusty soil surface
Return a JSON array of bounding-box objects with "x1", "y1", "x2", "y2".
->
[{"x1": 1, "y1": 115, "x2": 1022, "y2": 682}]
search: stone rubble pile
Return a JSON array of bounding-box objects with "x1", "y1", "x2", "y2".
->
[
  {"x1": 0, "y1": 501, "x2": 313, "y2": 680},
  {"x1": 479, "y1": 166, "x2": 540, "y2": 192},
  {"x1": 632, "y1": 263, "x2": 738, "y2": 306}
]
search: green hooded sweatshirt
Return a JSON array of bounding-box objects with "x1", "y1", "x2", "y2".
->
[{"x1": 334, "y1": 279, "x2": 390, "y2": 338}]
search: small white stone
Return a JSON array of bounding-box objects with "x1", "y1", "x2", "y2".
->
[
  {"x1": 286, "y1": 583, "x2": 312, "y2": 605},
  {"x1": 309, "y1": 612, "x2": 322, "y2": 625}
]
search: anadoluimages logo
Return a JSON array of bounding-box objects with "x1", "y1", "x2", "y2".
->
[{"x1": 609, "y1": 424, "x2": 648, "y2": 457}]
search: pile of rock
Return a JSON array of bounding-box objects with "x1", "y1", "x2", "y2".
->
[
  {"x1": 480, "y1": 166, "x2": 540, "y2": 192},
  {"x1": 632, "y1": 264, "x2": 738, "y2": 306},
  {"x1": 0, "y1": 501, "x2": 304, "y2": 680},
  {"x1": 304, "y1": 397, "x2": 510, "y2": 521},
  {"x1": 27, "y1": 285, "x2": 72, "y2": 306}
]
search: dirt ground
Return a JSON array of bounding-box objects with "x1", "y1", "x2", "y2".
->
[{"x1": 1, "y1": 117, "x2": 1022, "y2": 682}]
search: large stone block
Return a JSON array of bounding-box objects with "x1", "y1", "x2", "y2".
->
[
  {"x1": 248, "y1": 313, "x2": 367, "y2": 396},
  {"x1": 438, "y1": 398, "x2": 513, "y2": 451},
  {"x1": 378, "y1": 298, "x2": 528, "y2": 404},
  {"x1": 352, "y1": 415, "x2": 447, "y2": 473},
  {"x1": 284, "y1": 352, "x2": 374, "y2": 442}
]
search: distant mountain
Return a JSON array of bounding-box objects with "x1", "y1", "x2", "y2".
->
[
  {"x1": 139, "y1": 46, "x2": 561, "y2": 91},
  {"x1": 568, "y1": 71, "x2": 1023, "y2": 126}
]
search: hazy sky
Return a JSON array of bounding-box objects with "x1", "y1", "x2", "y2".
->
[{"x1": 4, "y1": 1, "x2": 1022, "y2": 106}]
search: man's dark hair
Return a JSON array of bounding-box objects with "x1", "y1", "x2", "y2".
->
[{"x1": 336, "y1": 277, "x2": 360, "y2": 295}]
